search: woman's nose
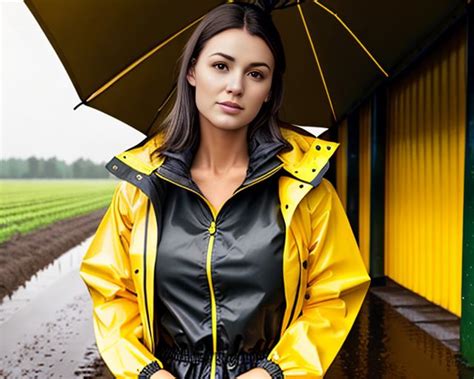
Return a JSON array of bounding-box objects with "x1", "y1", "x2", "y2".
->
[{"x1": 225, "y1": 74, "x2": 244, "y2": 96}]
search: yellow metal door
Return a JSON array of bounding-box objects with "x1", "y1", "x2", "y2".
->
[{"x1": 385, "y1": 23, "x2": 466, "y2": 316}]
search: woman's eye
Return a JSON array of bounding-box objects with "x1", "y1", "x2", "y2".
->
[
  {"x1": 249, "y1": 71, "x2": 264, "y2": 79},
  {"x1": 214, "y1": 63, "x2": 227, "y2": 71}
]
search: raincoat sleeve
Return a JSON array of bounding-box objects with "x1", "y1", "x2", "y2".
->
[
  {"x1": 79, "y1": 181, "x2": 162, "y2": 378},
  {"x1": 267, "y1": 178, "x2": 371, "y2": 378}
]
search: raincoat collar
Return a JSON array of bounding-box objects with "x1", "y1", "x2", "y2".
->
[
  {"x1": 106, "y1": 122, "x2": 339, "y2": 187},
  {"x1": 156, "y1": 126, "x2": 288, "y2": 191}
]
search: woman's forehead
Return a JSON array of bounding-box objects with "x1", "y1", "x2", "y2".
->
[{"x1": 201, "y1": 29, "x2": 274, "y2": 68}]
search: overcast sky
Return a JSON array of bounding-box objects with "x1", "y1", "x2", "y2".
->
[{"x1": 1, "y1": 0, "x2": 143, "y2": 164}]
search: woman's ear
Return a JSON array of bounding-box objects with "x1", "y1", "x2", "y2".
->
[{"x1": 186, "y1": 58, "x2": 197, "y2": 87}]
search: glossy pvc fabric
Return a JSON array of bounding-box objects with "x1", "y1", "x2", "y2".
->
[
  {"x1": 359, "y1": 102, "x2": 372, "y2": 273},
  {"x1": 79, "y1": 124, "x2": 371, "y2": 378},
  {"x1": 385, "y1": 22, "x2": 466, "y2": 316}
]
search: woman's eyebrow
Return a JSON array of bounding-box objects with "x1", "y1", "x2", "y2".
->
[{"x1": 208, "y1": 52, "x2": 271, "y2": 70}]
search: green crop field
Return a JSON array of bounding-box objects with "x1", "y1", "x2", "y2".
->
[{"x1": 0, "y1": 179, "x2": 119, "y2": 244}]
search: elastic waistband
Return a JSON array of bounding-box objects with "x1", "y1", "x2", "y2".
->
[{"x1": 156, "y1": 344, "x2": 271, "y2": 365}]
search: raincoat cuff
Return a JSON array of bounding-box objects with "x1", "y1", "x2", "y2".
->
[
  {"x1": 138, "y1": 360, "x2": 162, "y2": 378},
  {"x1": 256, "y1": 358, "x2": 284, "y2": 379}
]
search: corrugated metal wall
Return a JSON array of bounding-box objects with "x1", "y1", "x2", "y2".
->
[
  {"x1": 336, "y1": 119, "x2": 348, "y2": 210},
  {"x1": 385, "y1": 23, "x2": 466, "y2": 316},
  {"x1": 359, "y1": 102, "x2": 372, "y2": 272}
]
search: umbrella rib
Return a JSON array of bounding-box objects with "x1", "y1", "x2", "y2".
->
[
  {"x1": 313, "y1": 0, "x2": 389, "y2": 77},
  {"x1": 296, "y1": 2, "x2": 337, "y2": 121},
  {"x1": 82, "y1": 14, "x2": 206, "y2": 105}
]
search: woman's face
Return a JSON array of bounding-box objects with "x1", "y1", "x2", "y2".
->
[{"x1": 186, "y1": 28, "x2": 274, "y2": 132}]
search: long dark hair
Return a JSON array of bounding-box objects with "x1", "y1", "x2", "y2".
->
[{"x1": 151, "y1": 1, "x2": 292, "y2": 157}]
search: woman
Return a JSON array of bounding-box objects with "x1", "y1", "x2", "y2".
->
[{"x1": 80, "y1": 2, "x2": 371, "y2": 378}]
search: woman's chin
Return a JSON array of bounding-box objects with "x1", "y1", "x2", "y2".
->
[{"x1": 208, "y1": 117, "x2": 250, "y2": 132}]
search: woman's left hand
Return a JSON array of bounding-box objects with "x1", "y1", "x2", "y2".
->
[{"x1": 236, "y1": 368, "x2": 272, "y2": 378}]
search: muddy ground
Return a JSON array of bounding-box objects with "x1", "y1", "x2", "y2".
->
[
  {"x1": 0, "y1": 209, "x2": 107, "y2": 300},
  {"x1": 1, "y1": 271, "x2": 113, "y2": 378},
  {"x1": 0, "y1": 209, "x2": 114, "y2": 378}
]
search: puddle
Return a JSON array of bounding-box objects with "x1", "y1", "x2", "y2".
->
[
  {"x1": 0, "y1": 236, "x2": 93, "y2": 324},
  {"x1": 327, "y1": 292, "x2": 474, "y2": 379}
]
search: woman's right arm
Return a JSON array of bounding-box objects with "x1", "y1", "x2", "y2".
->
[{"x1": 79, "y1": 181, "x2": 167, "y2": 378}]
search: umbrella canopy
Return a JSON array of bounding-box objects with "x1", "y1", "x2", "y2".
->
[{"x1": 24, "y1": 0, "x2": 464, "y2": 135}]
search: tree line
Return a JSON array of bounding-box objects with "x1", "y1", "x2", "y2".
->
[{"x1": 0, "y1": 157, "x2": 111, "y2": 179}]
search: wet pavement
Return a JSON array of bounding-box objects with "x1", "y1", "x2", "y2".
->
[
  {"x1": 328, "y1": 290, "x2": 474, "y2": 379},
  {"x1": 1, "y1": 237, "x2": 473, "y2": 378}
]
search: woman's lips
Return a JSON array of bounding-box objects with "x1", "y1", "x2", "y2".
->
[{"x1": 218, "y1": 103, "x2": 243, "y2": 114}]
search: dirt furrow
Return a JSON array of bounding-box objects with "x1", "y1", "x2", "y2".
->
[{"x1": 0, "y1": 208, "x2": 107, "y2": 300}]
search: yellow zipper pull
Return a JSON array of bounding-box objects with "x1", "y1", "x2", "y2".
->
[{"x1": 208, "y1": 220, "x2": 216, "y2": 235}]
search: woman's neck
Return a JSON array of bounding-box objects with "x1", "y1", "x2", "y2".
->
[{"x1": 191, "y1": 122, "x2": 249, "y2": 176}]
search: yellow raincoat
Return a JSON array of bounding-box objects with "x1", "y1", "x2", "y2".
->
[{"x1": 80, "y1": 123, "x2": 371, "y2": 378}]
